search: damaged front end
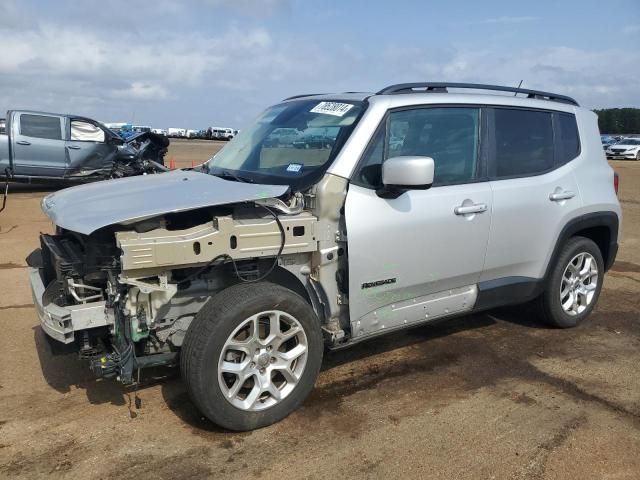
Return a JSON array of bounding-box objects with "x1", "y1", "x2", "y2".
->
[
  {"x1": 28, "y1": 171, "x2": 345, "y2": 384},
  {"x1": 65, "y1": 131, "x2": 169, "y2": 181}
]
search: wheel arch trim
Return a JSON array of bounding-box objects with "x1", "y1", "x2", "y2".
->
[{"x1": 545, "y1": 211, "x2": 619, "y2": 278}]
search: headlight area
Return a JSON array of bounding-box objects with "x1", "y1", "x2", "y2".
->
[{"x1": 29, "y1": 231, "x2": 182, "y2": 384}]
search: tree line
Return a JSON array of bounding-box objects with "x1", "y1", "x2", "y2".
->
[{"x1": 593, "y1": 108, "x2": 640, "y2": 134}]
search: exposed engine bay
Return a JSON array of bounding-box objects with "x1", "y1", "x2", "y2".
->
[{"x1": 29, "y1": 175, "x2": 349, "y2": 384}]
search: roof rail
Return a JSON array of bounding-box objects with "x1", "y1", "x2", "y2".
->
[{"x1": 376, "y1": 82, "x2": 579, "y2": 106}]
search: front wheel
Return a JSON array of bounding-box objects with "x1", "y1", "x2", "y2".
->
[
  {"x1": 536, "y1": 236, "x2": 604, "y2": 328},
  {"x1": 180, "y1": 282, "x2": 323, "y2": 431}
]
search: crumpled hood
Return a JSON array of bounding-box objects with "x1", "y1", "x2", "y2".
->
[{"x1": 42, "y1": 170, "x2": 289, "y2": 235}]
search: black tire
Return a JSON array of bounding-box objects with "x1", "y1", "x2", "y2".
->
[
  {"x1": 180, "y1": 282, "x2": 323, "y2": 431},
  {"x1": 535, "y1": 236, "x2": 604, "y2": 328}
]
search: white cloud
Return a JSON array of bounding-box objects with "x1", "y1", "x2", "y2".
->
[
  {"x1": 0, "y1": 8, "x2": 638, "y2": 127},
  {"x1": 378, "y1": 45, "x2": 640, "y2": 109},
  {"x1": 113, "y1": 82, "x2": 168, "y2": 100}
]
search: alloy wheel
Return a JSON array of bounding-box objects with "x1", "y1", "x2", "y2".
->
[
  {"x1": 218, "y1": 310, "x2": 308, "y2": 411},
  {"x1": 560, "y1": 252, "x2": 599, "y2": 316}
]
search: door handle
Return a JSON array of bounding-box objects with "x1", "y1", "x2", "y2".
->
[
  {"x1": 16, "y1": 140, "x2": 31, "y2": 146},
  {"x1": 67, "y1": 145, "x2": 81, "y2": 150},
  {"x1": 454, "y1": 203, "x2": 487, "y2": 215},
  {"x1": 549, "y1": 190, "x2": 575, "y2": 202}
]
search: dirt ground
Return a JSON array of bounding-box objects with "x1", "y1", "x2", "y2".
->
[{"x1": 0, "y1": 140, "x2": 638, "y2": 479}]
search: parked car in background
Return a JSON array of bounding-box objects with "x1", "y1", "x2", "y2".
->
[
  {"x1": 601, "y1": 135, "x2": 618, "y2": 149},
  {"x1": 0, "y1": 110, "x2": 168, "y2": 183},
  {"x1": 211, "y1": 127, "x2": 236, "y2": 140},
  {"x1": 605, "y1": 137, "x2": 640, "y2": 160},
  {"x1": 293, "y1": 134, "x2": 335, "y2": 149},
  {"x1": 29, "y1": 83, "x2": 620, "y2": 431},
  {"x1": 167, "y1": 128, "x2": 187, "y2": 138}
]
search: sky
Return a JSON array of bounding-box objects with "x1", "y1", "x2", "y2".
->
[{"x1": 0, "y1": 0, "x2": 639, "y2": 130}]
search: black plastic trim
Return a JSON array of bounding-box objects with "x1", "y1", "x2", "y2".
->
[
  {"x1": 474, "y1": 276, "x2": 544, "y2": 311},
  {"x1": 544, "y1": 211, "x2": 619, "y2": 274}
]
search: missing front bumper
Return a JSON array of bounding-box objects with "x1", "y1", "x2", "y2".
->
[{"x1": 29, "y1": 267, "x2": 113, "y2": 344}]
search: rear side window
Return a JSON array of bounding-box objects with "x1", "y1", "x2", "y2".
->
[
  {"x1": 493, "y1": 108, "x2": 553, "y2": 178},
  {"x1": 557, "y1": 113, "x2": 580, "y2": 164},
  {"x1": 20, "y1": 114, "x2": 62, "y2": 140}
]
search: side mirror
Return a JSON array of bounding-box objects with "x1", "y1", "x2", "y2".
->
[{"x1": 377, "y1": 156, "x2": 435, "y2": 199}]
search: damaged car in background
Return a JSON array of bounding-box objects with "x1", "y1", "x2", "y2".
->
[
  {"x1": 28, "y1": 83, "x2": 620, "y2": 431},
  {"x1": 0, "y1": 110, "x2": 169, "y2": 186}
]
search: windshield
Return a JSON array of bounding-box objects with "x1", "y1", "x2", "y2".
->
[
  {"x1": 206, "y1": 99, "x2": 365, "y2": 189},
  {"x1": 620, "y1": 138, "x2": 640, "y2": 145}
]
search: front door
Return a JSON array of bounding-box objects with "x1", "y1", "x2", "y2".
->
[
  {"x1": 345, "y1": 106, "x2": 492, "y2": 339},
  {"x1": 12, "y1": 113, "x2": 66, "y2": 177},
  {"x1": 65, "y1": 119, "x2": 117, "y2": 177}
]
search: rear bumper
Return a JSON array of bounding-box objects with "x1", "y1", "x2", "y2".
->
[{"x1": 29, "y1": 267, "x2": 112, "y2": 344}]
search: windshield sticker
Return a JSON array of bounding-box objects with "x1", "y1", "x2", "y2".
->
[
  {"x1": 310, "y1": 102, "x2": 354, "y2": 117},
  {"x1": 286, "y1": 163, "x2": 303, "y2": 174}
]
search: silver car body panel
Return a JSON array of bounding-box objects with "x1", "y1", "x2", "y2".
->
[
  {"x1": 353, "y1": 284, "x2": 477, "y2": 338},
  {"x1": 41, "y1": 170, "x2": 289, "y2": 235},
  {"x1": 571, "y1": 109, "x2": 623, "y2": 236},
  {"x1": 481, "y1": 163, "x2": 582, "y2": 281},
  {"x1": 345, "y1": 183, "x2": 492, "y2": 331}
]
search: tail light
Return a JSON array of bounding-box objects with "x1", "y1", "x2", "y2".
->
[{"x1": 614, "y1": 172, "x2": 619, "y2": 196}]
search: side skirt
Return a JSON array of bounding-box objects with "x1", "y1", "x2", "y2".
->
[{"x1": 473, "y1": 276, "x2": 544, "y2": 313}]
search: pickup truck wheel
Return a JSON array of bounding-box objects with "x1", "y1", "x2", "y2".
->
[
  {"x1": 180, "y1": 282, "x2": 323, "y2": 431},
  {"x1": 537, "y1": 236, "x2": 604, "y2": 328}
]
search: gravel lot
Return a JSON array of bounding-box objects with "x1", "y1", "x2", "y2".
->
[{"x1": 0, "y1": 140, "x2": 638, "y2": 479}]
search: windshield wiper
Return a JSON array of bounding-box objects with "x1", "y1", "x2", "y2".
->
[{"x1": 215, "y1": 170, "x2": 254, "y2": 183}]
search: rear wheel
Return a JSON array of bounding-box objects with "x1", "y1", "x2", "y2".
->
[
  {"x1": 536, "y1": 236, "x2": 604, "y2": 328},
  {"x1": 181, "y1": 282, "x2": 323, "y2": 431}
]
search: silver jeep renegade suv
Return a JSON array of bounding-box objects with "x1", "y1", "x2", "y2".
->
[{"x1": 29, "y1": 83, "x2": 621, "y2": 430}]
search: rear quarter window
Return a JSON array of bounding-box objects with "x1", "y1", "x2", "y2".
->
[
  {"x1": 493, "y1": 108, "x2": 554, "y2": 178},
  {"x1": 556, "y1": 112, "x2": 580, "y2": 165},
  {"x1": 20, "y1": 114, "x2": 62, "y2": 140}
]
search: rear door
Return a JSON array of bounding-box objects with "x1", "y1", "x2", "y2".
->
[
  {"x1": 481, "y1": 108, "x2": 582, "y2": 283},
  {"x1": 12, "y1": 112, "x2": 66, "y2": 177},
  {"x1": 345, "y1": 106, "x2": 492, "y2": 338}
]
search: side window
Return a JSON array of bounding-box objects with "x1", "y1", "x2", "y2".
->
[
  {"x1": 557, "y1": 113, "x2": 580, "y2": 165},
  {"x1": 20, "y1": 114, "x2": 62, "y2": 140},
  {"x1": 355, "y1": 107, "x2": 480, "y2": 188},
  {"x1": 493, "y1": 108, "x2": 554, "y2": 178},
  {"x1": 70, "y1": 120, "x2": 106, "y2": 143}
]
